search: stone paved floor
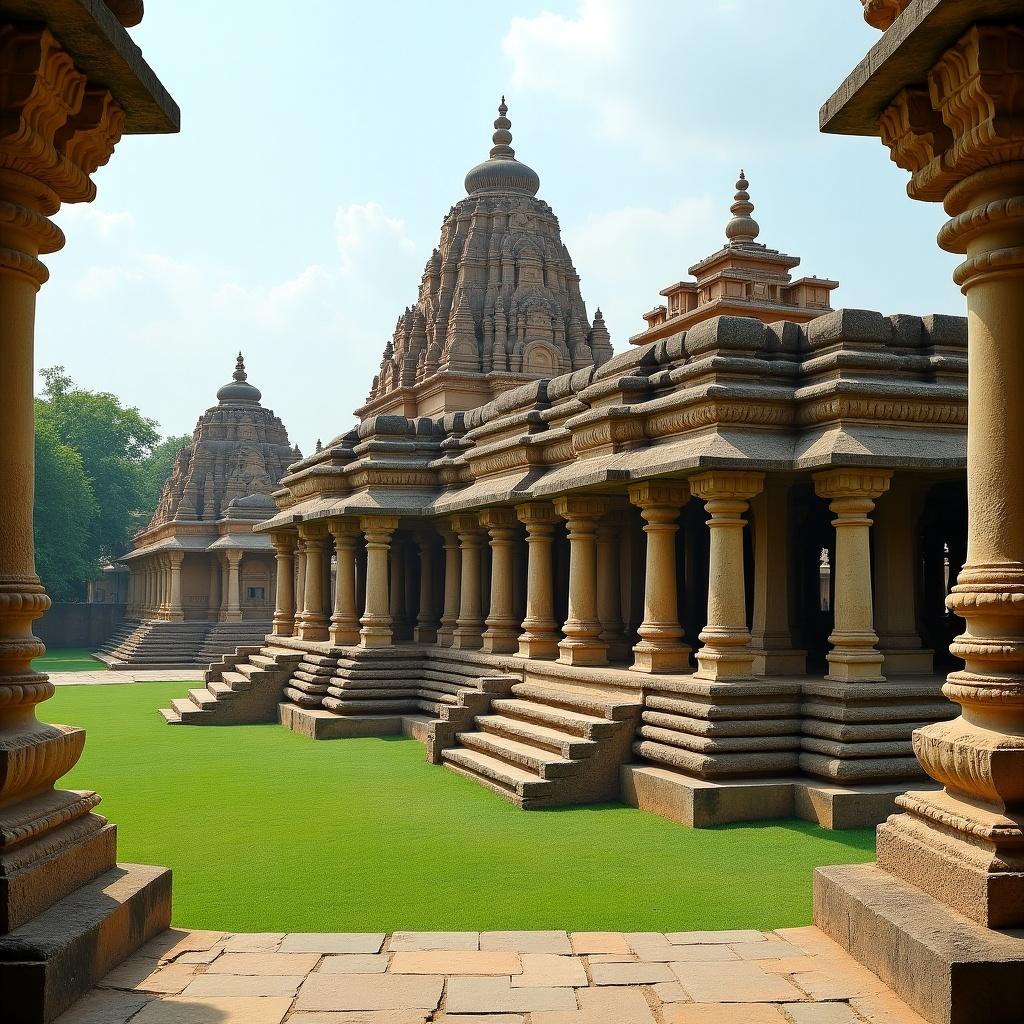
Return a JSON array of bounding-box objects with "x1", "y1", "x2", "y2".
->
[
  {"x1": 50, "y1": 669, "x2": 204, "y2": 685},
  {"x1": 56, "y1": 928, "x2": 926, "y2": 1023}
]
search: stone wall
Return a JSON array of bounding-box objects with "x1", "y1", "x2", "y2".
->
[{"x1": 35, "y1": 603, "x2": 126, "y2": 649}]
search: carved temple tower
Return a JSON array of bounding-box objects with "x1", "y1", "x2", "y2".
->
[
  {"x1": 358, "y1": 99, "x2": 613, "y2": 419},
  {"x1": 97, "y1": 354, "x2": 299, "y2": 668}
]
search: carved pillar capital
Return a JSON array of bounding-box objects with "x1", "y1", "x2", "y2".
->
[{"x1": 861, "y1": 0, "x2": 911, "y2": 32}]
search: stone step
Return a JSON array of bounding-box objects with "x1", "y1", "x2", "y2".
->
[
  {"x1": 158, "y1": 707, "x2": 181, "y2": 724},
  {"x1": 207, "y1": 680, "x2": 235, "y2": 698},
  {"x1": 491, "y1": 698, "x2": 620, "y2": 739},
  {"x1": 474, "y1": 714, "x2": 598, "y2": 759},
  {"x1": 456, "y1": 730, "x2": 578, "y2": 779},
  {"x1": 188, "y1": 688, "x2": 218, "y2": 708},
  {"x1": 170, "y1": 697, "x2": 205, "y2": 718},
  {"x1": 222, "y1": 671, "x2": 252, "y2": 690},
  {"x1": 510, "y1": 681, "x2": 639, "y2": 721},
  {"x1": 321, "y1": 697, "x2": 418, "y2": 715},
  {"x1": 441, "y1": 746, "x2": 552, "y2": 798}
]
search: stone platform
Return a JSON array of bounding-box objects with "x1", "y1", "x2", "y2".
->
[{"x1": 54, "y1": 925, "x2": 926, "y2": 1023}]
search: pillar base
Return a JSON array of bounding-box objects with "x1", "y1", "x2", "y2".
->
[
  {"x1": 359, "y1": 627, "x2": 392, "y2": 649},
  {"x1": 299, "y1": 625, "x2": 330, "y2": 642},
  {"x1": 750, "y1": 648, "x2": 807, "y2": 676},
  {"x1": 879, "y1": 646, "x2": 934, "y2": 675},
  {"x1": 516, "y1": 636, "x2": 559, "y2": 660},
  {"x1": 329, "y1": 627, "x2": 360, "y2": 647},
  {"x1": 825, "y1": 650, "x2": 885, "y2": 682},
  {"x1": 481, "y1": 630, "x2": 518, "y2": 654},
  {"x1": 0, "y1": 862, "x2": 171, "y2": 1024},
  {"x1": 452, "y1": 628, "x2": 483, "y2": 651},
  {"x1": 814, "y1": 862, "x2": 1024, "y2": 1024},
  {"x1": 557, "y1": 638, "x2": 607, "y2": 667},
  {"x1": 414, "y1": 626, "x2": 438, "y2": 644},
  {"x1": 630, "y1": 642, "x2": 692, "y2": 674},
  {"x1": 436, "y1": 626, "x2": 455, "y2": 648},
  {"x1": 694, "y1": 649, "x2": 755, "y2": 681},
  {"x1": 877, "y1": 791, "x2": 1024, "y2": 928}
]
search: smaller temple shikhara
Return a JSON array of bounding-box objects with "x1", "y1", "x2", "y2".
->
[
  {"x1": 97, "y1": 354, "x2": 298, "y2": 668},
  {"x1": 632, "y1": 171, "x2": 838, "y2": 345},
  {"x1": 162, "y1": 100, "x2": 969, "y2": 844}
]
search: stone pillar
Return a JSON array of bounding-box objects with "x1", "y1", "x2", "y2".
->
[
  {"x1": 298, "y1": 524, "x2": 329, "y2": 641},
  {"x1": 451, "y1": 515, "x2": 486, "y2": 650},
  {"x1": 328, "y1": 520, "x2": 360, "y2": 646},
  {"x1": 874, "y1": 477, "x2": 932, "y2": 674},
  {"x1": 271, "y1": 532, "x2": 297, "y2": 637},
  {"x1": 813, "y1": 470, "x2": 891, "y2": 683},
  {"x1": 414, "y1": 529, "x2": 438, "y2": 644},
  {"x1": 554, "y1": 496, "x2": 608, "y2": 666},
  {"x1": 166, "y1": 551, "x2": 184, "y2": 622},
  {"x1": 388, "y1": 535, "x2": 407, "y2": 641},
  {"x1": 749, "y1": 477, "x2": 806, "y2": 675},
  {"x1": 207, "y1": 557, "x2": 220, "y2": 621},
  {"x1": 295, "y1": 539, "x2": 307, "y2": 624},
  {"x1": 597, "y1": 509, "x2": 630, "y2": 662},
  {"x1": 516, "y1": 502, "x2": 560, "y2": 659},
  {"x1": 690, "y1": 472, "x2": 764, "y2": 681},
  {"x1": 480, "y1": 508, "x2": 519, "y2": 654},
  {"x1": 359, "y1": 516, "x2": 398, "y2": 648},
  {"x1": 813, "y1": 14, "x2": 1024, "y2": 1020},
  {"x1": 629, "y1": 482, "x2": 690, "y2": 673},
  {"x1": 437, "y1": 526, "x2": 461, "y2": 648},
  {"x1": 0, "y1": 21, "x2": 175, "y2": 1014},
  {"x1": 223, "y1": 550, "x2": 243, "y2": 623}
]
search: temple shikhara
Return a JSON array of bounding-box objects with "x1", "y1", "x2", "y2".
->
[
  {"x1": 162, "y1": 100, "x2": 970, "y2": 835},
  {"x1": 98, "y1": 355, "x2": 298, "y2": 667}
]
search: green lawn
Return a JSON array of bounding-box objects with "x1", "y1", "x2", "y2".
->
[
  {"x1": 51, "y1": 682, "x2": 875, "y2": 933},
  {"x1": 35, "y1": 647, "x2": 103, "y2": 671}
]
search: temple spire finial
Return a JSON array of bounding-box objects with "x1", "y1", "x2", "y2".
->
[
  {"x1": 233, "y1": 351, "x2": 247, "y2": 382},
  {"x1": 725, "y1": 169, "x2": 760, "y2": 246},
  {"x1": 490, "y1": 96, "x2": 515, "y2": 160}
]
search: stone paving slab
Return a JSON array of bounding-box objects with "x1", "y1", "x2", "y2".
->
[
  {"x1": 57, "y1": 928, "x2": 930, "y2": 1023},
  {"x1": 50, "y1": 670, "x2": 204, "y2": 685}
]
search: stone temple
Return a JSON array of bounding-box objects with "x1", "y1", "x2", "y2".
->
[
  {"x1": 99, "y1": 354, "x2": 299, "y2": 668},
  {"x1": 159, "y1": 99, "x2": 969, "y2": 835}
]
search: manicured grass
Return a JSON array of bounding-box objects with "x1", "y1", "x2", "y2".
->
[
  {"x1": 35, "y1": 647, "x2": 103, "y2": 672},
  {"x1": 51, "y1": 682, "x2": 876, "y2": 933}
]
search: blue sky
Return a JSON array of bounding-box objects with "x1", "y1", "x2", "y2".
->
[{"x1": 39, "y1": 0, "x2": 962, "y2": 453}]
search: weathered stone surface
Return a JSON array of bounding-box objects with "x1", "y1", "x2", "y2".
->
[
  {"x1": 281, "y1": 933, "x2": 386, "y2": 954},
  {"x1": 389, "y1": 931, "x2": 479, "y2": 951},
  {"x1": 52, "y1": 989, "x2": 152, "y2": 1024},
  {"x1": 131, "y1": 995, "x2": 293, "y2": 1023},
  {"x1": 295, "y1": 973, "x2": 444, "y2": 1012},
  {"x1": 181, "y1": 974, "x2": 303, "y2": 998},
  {"x1": 446, "y1": 976, "x2": 578, "y2": 1013},
  {"x1": 512, "y1": 953, "x2": 588, "y2": 988},
  {"x1": 480, "y1": 930, "x2": 572, "y2": 953},
  {"x1": 669, "y1": 961, "x2": 805, "y2": 1002},
  {"x1": 533, "y1": 987, "x2": 656, "y2": 1023},
  {"x1": 317, "y1": 954, "x2": 389, "y2": 974},
  {"x1": 589, "y1": 961, "x2": 675, "y2": 985},
  {"x1": 389, "y1": 950, "x2": 520, "y2": 975},
  {"x1": 205, "y1": 951, "x2": 321, "y2": 975}
]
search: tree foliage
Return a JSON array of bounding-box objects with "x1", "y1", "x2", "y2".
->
[{"x1": 34, "y1": 367, "x2": 185, "y2": 600}]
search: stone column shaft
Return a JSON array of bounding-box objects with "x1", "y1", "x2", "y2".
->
[
  {"x1": 167, "y1": 551, "x2": 184, "y2": 621},
  {"x1": 329, "y1": 521, "x2": 360, "y2": 646},
  {"x1": 516, "y1": 503, "x2": 559, "y2": 660},
  {"x1": 298, "y1": 525, "x2": 329, "y2": 641},
  {"x1": 480, "y1": 508, "x2": 519, "y2": 654},
  {"x1": 359, "y1": 516, "x2": 398, "y2": 648},
  {"x1": 690, "y1": 471, "x2": 764, "y2": 681},
  {"x1": 451, "y1": 515, "x2": 485, "y2": 650},
  {"x1": 629, "y1": 482, "x2": 690, "y2": 673},
  {"x1": 271, "y1": 532, "x2": 297, "y2": 637},
  {"x1": 414, "y1": 530, "x2": 438, "y2": 644},
  {"x1": 554, "y1": 496, "x2": 607, "y2": 666},
  {"x1": 814, "y1": 470, "x2": 891, "y2": 683},
  {"x1": 224, "y1": 551, "x2": 242, "y2": 623},
  {"x1": 597, "y1": 510, "x2": 629, "y2": 663},
  {"x1": 437, "y1": 528, "x2": 461, "y2": 648}
]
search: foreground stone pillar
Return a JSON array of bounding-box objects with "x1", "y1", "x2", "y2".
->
[
  {"x1": 480, "y1": 508, "x2": 519, "y2": 654},
  {"x1": 388, "y1": 534, "x2": 408, "y2": 641},
  {"x1": 813, "y1": 12, "x2": 1024, "y2": 1023},
  {"x1": 328, "y1": 521, "x2": 360, "y2": 646},
  {"x1": 437, "y1": 526, "x2": 461, "y2": 648},
  {"x1": 749, "y1": 477, "x2": 805, "y2": 675},
  {"x1": 452, "y1": 515, "x2": 486, "y2": 650},
  {"x1": 271, "y1": 532, "x2": 297, "y2": 636},
  {"x1": 359, "y1": 516, "x2": 397, "y2": 648},
  {"x1": 414, "y1": 530, "x2": 438, "y2": 644},
  {"x1": 629, "y1": 482, "x2": 690, "y2": 673},
  {"x1": 207, "y1": 557, "x2": 220, "y2": 621},
  {"x1": 814, "y1": 470, "x2": 891, "y2": 683},
  {"x1": 223, "y1": 549, "x2": 243, "y2": 623},
  {"x1": 0, "y1": 18, "x2": 177, "y2": 1020},
  {"x1": 516, "y1": 502, "x2": 559, "y2": 659},
  {"x1": 554, "y1": 496, "x2": 608, "y2": 666},
  {"x1": 298, "y1": 525, "x2": 329, "y2": 641},
  {"x1": 874, "y1": 476, "x2": 932, "y2": 674},
  {"x1": 690, "y1": 472, "x2": 763, "y2": 681}
]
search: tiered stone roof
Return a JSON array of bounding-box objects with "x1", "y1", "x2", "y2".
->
[{"x1": 359, "y1": 100, "x2": 612, "y2": 420}]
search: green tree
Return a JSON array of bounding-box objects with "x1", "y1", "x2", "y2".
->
[
  {"x1": 37, "y1": 366, "x2": 159, "y2": 561},
  {"x1": 140, "y1": 432, "x2": 192, "y2": 519},
  {"x1": 34, "y1": 413, "x2": 99, "y2": 600}
]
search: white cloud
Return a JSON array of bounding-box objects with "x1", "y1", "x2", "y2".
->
[
  {"x1": 37, "y1": 202, "x2": 421, "y2": 453},
  {"x1": 565, "y1": 195, "x2": 719, "y2": 346},
  {"x1": 55, "y1": 204, "x2": 133, "y2": 238}
]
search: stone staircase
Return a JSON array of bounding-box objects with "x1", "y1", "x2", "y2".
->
[
  {"x1": 97, "y1": 617, "x2": 273, "y2": 670},
  {"x1": 97, "y1": 619, "x2": 213, "y2": 669},
  {"x1": 159, "y1": 644, "x2": 305, "y2": 725},
  {"x1": 440, "y1": 680, "x2": 642, "y2": 809}
]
